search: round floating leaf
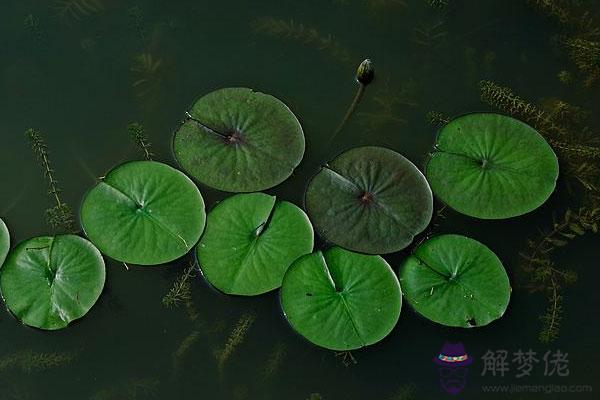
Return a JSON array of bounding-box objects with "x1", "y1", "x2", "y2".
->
[
  {"x1": 173, "y1": 87, "x2": 305, "y2": 192},
  {"x1": 281, "y1": 247, "x2": 401, "y2": 351},
  {"x1": 81, "y1": 161, "x2": 205, "y2": 265},
  {"x1": 305, "y1": 146, "x2": 433, "y2": 254},
  {"x1": 197, "y1": 193, "x2": 313, "y2": 296},
  {"x1": 0, "y1": 235, "x2": 105, "y2": 330},
  {"x1": 426, "y1": 113, "x2": 559, "y2": 219},
  {"x1": 0, "y1": 218, "x2": 9, "y2": 267},
  {"x1": 399, "y1": 234, "x2": 511, "y2": 328}
]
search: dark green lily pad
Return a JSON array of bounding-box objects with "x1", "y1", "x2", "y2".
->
[
  {"x1": 197, "y1": 193, "x2": 313, "y2": 296},
  {"x1": 399, "y1": 234, "x2": 511, "y2": 328},
  {"x1": 305, "y1": 146, "x2": 433, "y2": 254},
  {"x1": 0, "y1": 218, "x2": 9, "y2": 267},
  {"x1": 0, "y1": 235, "x2": 105, "y2": 330},
  {"x1": 426, "y1": 113, "x2": 559, "y2": 219},
  {"x1": 281, "y1": 246, "x2": 401, "y2": 351},
  {"x1": 173, "y1": 87, "x2": 305, "y2": 193},
  {"x1": 81, "y1": 161, "x2": 205, "y2": 266}
]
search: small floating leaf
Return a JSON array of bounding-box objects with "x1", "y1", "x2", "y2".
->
[
  {"x1": 426, "y1": 113, "x2": 559, "y2": 219},
  {"x1": 281, "y1": 247, "x2": 401, "y2": 351},
  {"x1": 173, "y1": 88, "x2": 305, "y2": 193},
  {"x1": 81, "y1": 161, "x2": 205, "y2": 265},
  {"x1": 0, "y1": 218, "x2": 9, "y2": 267},
  {"x1": 0, "y1": 235, "x2": 105, "y2": 330},
  {"x1": 399, "y1": 234, "x2": 511, "y2": 328},
  {"x1": 197, "y1": 193, "x2": 313, "y2": 296},
  {"x1": 305, "y1": 146, "x2": 433, "y2": 254}
]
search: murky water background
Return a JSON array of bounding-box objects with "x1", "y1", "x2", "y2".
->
[{"x1": 0, "y1": 0, "x2": 598, "y2": 399}]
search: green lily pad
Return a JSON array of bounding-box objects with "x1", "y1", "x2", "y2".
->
[
  {"x1": 426, "y1": 113, "x2": 559, "y2": 219},
  {"x1": 197, "y1": 193, "x2": 313, "y2": 296},
  {"x1": 399, "y1": 234, "x2": 511, "y2": 328},
  {"x1": 81, "y1": 161, "x2": 205, "y2": 266},
  {"x1": 0, "y1": 235, "x2": 105, "y2": 330},
  {"x1": 305, "y1": 146, "x2": 433, "y2": 254},
  {"x1": 0, "y1": 218, "x2": 9, "y2": 267},
  {"x1": 281, "y1": 246, "x2": 402, "y2": 351},
  {"x1": 173, "y1": 87, "x2": 305, "y2": 193}
]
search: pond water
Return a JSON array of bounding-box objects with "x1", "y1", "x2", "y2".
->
[{"x1": 1, "y1": 0, "x2": 599, "y2": 399}]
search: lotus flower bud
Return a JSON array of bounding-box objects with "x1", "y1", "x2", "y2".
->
[{"x1": 356, "y1": 59, "x2": 374, "y2": 85}]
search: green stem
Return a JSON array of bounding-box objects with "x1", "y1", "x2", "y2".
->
[{"x1": 330, "y1": 83, "x2": 366, "y2": 144}]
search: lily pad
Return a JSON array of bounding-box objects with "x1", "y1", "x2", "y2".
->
[
  {"x1": 0, "y1": 218, "x2": 9, "y2": 267},
  {"x1": 281, "y1": 246, "x2": 401, "y2": 351},
  {"x1": 305, "y1": 146, "x2": 433, "y2": 254},
  {"x1": 399, "y1": 234, "x2": 511, "y2": 328},
  {"x1": 173, "y1": 87, "x2": 305, "y2": 192},
  {"x1": 0, "y1": 235, "x2": 105, "y2": 330},
  {"x1": 197, "y1": 193, "x2": 313, "y2": 296},
  {"x1": 81, "y1": 161, "x2": 205, "y2": 265},
  {"x1": 426, "y1": 113, "x2": 559, "y2": 219}
]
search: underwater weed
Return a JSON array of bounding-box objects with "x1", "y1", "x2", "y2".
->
[
  {"x1": 214, "y1": 313, "x2": 256, "y2": 375},
  {"x1": 23, "y1": 14, "x2": 45, "y2": 44},
  {"x1": 388, "y1": 383, "x2": 417, "y2": 400},
  {"x1": 131, "y1": 53, "x2": 164, "y2": 106},
  {"x1": 425, "y1": 110, "x2": 450, "y2": 127},
  {"x1": 26, "y1": 129, "x2": 75, "y2": 233},
  {"x1": 561, "y1": 36, "x2": 600, "y2": 87},
  {"x1": 358, "y1": 78, "x2": 418, "y2": 133},
  {"x1": 53, "y1": 0, "x2": 104, "y2": 24},
  {"x1": 411, "y1": 19, "x2": 447, "y2": 48},
  {"x1": 427, "y1": 0, "x2": 449, "y2": 8},
  {"x1": 162, "y1": 263, "x2": 196, "y2": 309},
  {"x1": 250, "y1": 17, "x2": 352, "y2": 63},
  {"x1": 521, "y1": 207, "x2": 599, "y2": 342},
  {"x1": 172, "y1": 329, "x2": 202, "y2": 373},
  {"x1": 0, "y1": 350, "x2": 77, "y2": 373},
  {"x1": 127, "y1": 122, "x2": 153, "y2": 161},
  {"x1": 90, "y1": 378, "x2": 159, "y2": 400},
  {"x1": 128, "y1": 6, "x2": 148, "y2": 43},
  {"x1": 262, "y1": 341, "x2": 287, "y2": 381}
]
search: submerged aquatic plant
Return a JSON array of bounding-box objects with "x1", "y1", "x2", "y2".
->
[
  {"x1": 53, "y1": 0, "x2": 104, "y2": 24},
  {"x1": 214, "y1": 313, "x2": 256, "y2": 375},
  {"x1": 425, "y1": 110, "x2": 450, "y2": 127},
  {"x1": 250, "y1": 17, "x2": 352, "y2": 63},
  {"x1": 128, "y1": 6, "x2": 148, "y2": 43},
  {"x1": 520, "y1": 207, "x2": 599, "y2": 342},
  {"x1": 358, "y1": 78, "x2": 418, "y2": 133},
  {"x1": 23, "y1": 14, "x2": 45, "y2": 44},
  {"x1": 172, "y1": 329, "x2": 202, "y2": 373},
  {"x1": 162, "y1": 263, "x2": 199, "y2": 321},
  {"x1": 127, "y1": 122, "x2": 153, "y2": 161},
  {"x1": 561, "y1": 36, "x2": 600, "y2": 87},
  {"x1": 0, "y1": 350, "x2": 77, "y2": 373},
  {"x1": 26, "y1": 129, "x2": 75, "y2": 233},
  {"x1": 388, "y1": 383, "x2": 417, "y2": 400},
  {"x1": 262, "y1": 341, "x2": 287, "y2": 381},
  {"x1": 90, "y1": 378, "x2": 159, "y2": 400},
  {"x1": 131, "y1": 53, "x2": 164, "y2": 105},
  {"x1": 411, "y1": 19, "x2": 447, "y2": 48},
  {"x1": 427, "y1": 0, "x2": 449, "y2": 8}
]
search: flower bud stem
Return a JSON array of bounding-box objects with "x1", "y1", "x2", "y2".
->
[{"x1": 330, "y1": 83, "x2": 366, "y2": 145}]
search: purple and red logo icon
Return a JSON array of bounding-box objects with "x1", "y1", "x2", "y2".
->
[{"x1": 434, "y1": 342, "x2": 473, "y2": 395}]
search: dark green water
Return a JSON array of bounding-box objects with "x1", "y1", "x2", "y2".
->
[{"x1": 1, "y1": 0, "x2": 599, "y2": 399}]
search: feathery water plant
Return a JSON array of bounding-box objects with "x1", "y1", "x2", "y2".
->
[
  {"x1": 23, "y1": 14, "x2": 45, "y2": 44},
  {"x1": 250, "y1": 17, "x2": 352, "y2": 63},
  {"x1": 172, "y1": 330, "x2": 201, "y2": 373},
  {"x1": 215, "y1": 313, "x2": 256, "y2": 375},
  {"x1": 358, "y1": 78, "x2": 418, "y2": 133},
  {"x1": 131, "y1": 53, "x2": 164, "y2": 104},
  {"x1": 262, "y1": 341, "x2": 287, "y2": 381},
  {"x1": 53, "y1": 0, "x2": 104, "y2": 24},
  {"x1": 162, "y1": 263, "x2": 198, "y2": 322},
  {"x1": 127, "y1": 122, "x2": 153, "y2": 161},
  {"x1": 521, "y1": 207, "x2": 600, "y2": 342},
  {"x1": 26, "y1": 129, "x2": 75, "y2": 233},
  {"x1": 128, "y1": 6, "x2": 148, "y2": 42},
  {"x1": 411, "y1": 20, "x2": 447, "y2": 48},
  {"x1": 0, "y1": 349, "x2": 77, "y2": 373},
  {"x1": 425, "y1": 110, "x2": 450, "y2": 127}
]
